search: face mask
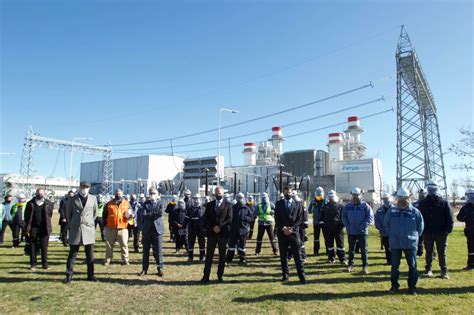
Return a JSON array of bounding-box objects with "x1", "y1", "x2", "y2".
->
[
  {"x1": 247, "y1": 200, "x2": 254, "y2": 205},
  {"x1": 467, "y1": 194, "x2": 474, "y2": 204},
  {"x1": 178, "y1": 202, "x2": 185, "y2": 210},
  {"x1": 382, "y1": 199, "x2": 391, "y2": 207},
  {"x1": 215, "y1": 195, "x2": 223, "y2": 201},
  {"x1": 236, "y1": 198, "x2": 244, "y2": 204},
  {"x1": 315, "y1": 196, "x2": 323, "y2": 201},
  {"x1": 36, "y1": 194, "x2": 44, "y2": 200},
  {"x1": 130, "y1": 198, "x2": 136, "y2": 202},
  {"x1": 192, "y1": 200, "x2": 201, "y2": 207},
  {"x1": 352, "y1": 196, "x2": 360, "y2": 204},
  {"x1": 80, "y1": 188, "x2": 89, "y2": 196},
  {"x1": 284, "y1": 193, "x2": 292, "y2": 200},
  {"x1": 115, "y1": 195, "x2": 122, "y2": 201},
  {"x1": 150, "y1": 194, "x2": 158, "y2": 201},
  {"x1": 397, "y1": 198, "x2": 409, "y2": 209},
  {"x1": 427, "y1": 186, "x2": 438, "y2": 196}
]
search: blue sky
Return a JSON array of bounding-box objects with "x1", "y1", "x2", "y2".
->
[{"x1": 1, "y1": 0, "x2": 472, "y2": 192}]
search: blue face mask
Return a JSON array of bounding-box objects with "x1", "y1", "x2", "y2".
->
[
  {"x1": 427, "y1": 186, "x2": 438, "y2": 196},
  {"x1": 382, "y1": 199, "x2": 391, "y2": 207}
]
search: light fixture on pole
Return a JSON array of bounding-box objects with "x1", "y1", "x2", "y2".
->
[{"x1": 217, "y1": 108, "x2": 239, "y2": 184}]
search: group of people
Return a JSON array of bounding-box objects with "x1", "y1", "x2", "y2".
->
[{"x1": 1, "y1": 181, "x2": 473, "y2": 295}]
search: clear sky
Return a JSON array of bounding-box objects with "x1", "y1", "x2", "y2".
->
[{"x1": 1, "y1": 0, "x2": 472, "y2": 193}]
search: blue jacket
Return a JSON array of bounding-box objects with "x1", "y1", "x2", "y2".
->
[
  {"x1": 384, "y1": 204, "x2": 424, "y2": 250},
  {"x1": 308, "y1": 199, "x2": 326, "y2": 224},
  {"x1": 342, "y1": 201, "x2": 373, "y2": 235},
  {"x1": 374, "y1": 205, "x2": 391, "y2": 237}
]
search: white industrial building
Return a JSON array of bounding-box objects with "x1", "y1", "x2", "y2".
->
[
  {"x1": 80, "y1": 155, "x2": 184, "y2": 195},
  {"x1": 0, "y1": 173, "x2": 79, "y2": 201}
]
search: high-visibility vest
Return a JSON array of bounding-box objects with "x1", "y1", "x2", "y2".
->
[
  {"x1": 105, "y1": 200, "x2": 129, "y2": 229},
  {"x1": 258, "y1": 203, "x2": 273, "y2": 222}
]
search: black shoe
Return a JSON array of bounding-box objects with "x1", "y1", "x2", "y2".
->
[
  {"x1": 64, "y1": 274, "x2": 73, "y2": 284},
  {"x1": 157, "y1": 268, "x2": 164, "y2": 277},
  {"x1": 200, "y1": 277, "x2": 210, "y2": 284},
  {"x1": 87, "y1": 276, "x2": 98, "y2": 282},
  {"x1": 281, "y1": 276, "x2": 289, "y2": 282},
  {"x1": 299, "y1": 277, "x2": 307, "y2": 285},
  {"x1": 138, "y1": 270, "x2": 147, "y2": 276},
  {"x1": 388, "y1": 286, "x2": 399, "y2": 294},
  {"x1": 408, "y1": 288, "x2": 417, "y2": 295},
  {"x1": 217, "y1": 277, "x2": 224, "y2": 283}
]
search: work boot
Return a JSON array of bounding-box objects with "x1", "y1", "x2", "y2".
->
[
  {"x1": 347, "y1": 265, "x2": 354, "y2": 273},
  {"x1": 423, "y1": 269, "x2": 433, "y2": 277},
  {"x1": 440, "y1": 270, "x2": 450, "y2": 279},
  {"x1": 388, "y1": 286, "x2": 399, "y2": 294},
  {"x1": 362, "y1": 266, "x2": 370, "y2": 274}
]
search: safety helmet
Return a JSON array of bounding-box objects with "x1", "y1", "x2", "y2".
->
[
  {"x1": 351, "y1": 187, "x2": 362, "y2": 195},
  {"x1": 396, "y1": 187, "x2": 410, "y2": 198}
]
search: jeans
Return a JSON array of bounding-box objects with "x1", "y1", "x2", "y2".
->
[
  {"x1": 390, "y1": 248, "x2": 418, "y2": 289},
  {"x1": 348, "y1": 234, "x2": 368, "y2": 267}
]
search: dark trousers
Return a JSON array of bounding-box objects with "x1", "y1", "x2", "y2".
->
[
  {"x1": 175, "y1": 229, "x2": 188, "y2": 251},
  {"x1": 423, "y1": 232, "x2": 448, "y2": 271},
  {"x1": 466, "y1": 232, "x2": 474, "y2": 268},
  {"x1": 29, "y1": 227, "x2": 49, "y2": 268},
  {"x1": 277, "y1": 234, "x2": 305, "y2": 280},
  {"x1": 255, "y1": 224, "x2": 278, "y2": 254},
  {"x1": 127, "y1": 224, "x2": 140, "y2": 252},
  {"x1": 323, "y1": 227, "x2": 346, "y2": 262},
  {"x1": 188, "y1": 229, "x2": 205, "y2": 260},
  {"x1": 299, "y1": 228, "x2": 307, "y2": 260},
  {"x1": 348, "y1": 234, "x2": 368, "y2": 267},
  {"x1": 417, "y1": 235, "x2": 424, "y2": 256},
  {"x1": 313, "y1": 224, "x2": 322, "y2": 255},
  {"x1": 226, "y1": 232, "x2": 248, "y2": 262},
  {"x1": 391, "y1": 248, "x2": 418, "y2": 289},
  {"x1": 66, "y1": 244, "x2": 94, "y2": 278},
  {"x1": 12, "y1": 222, "x2": 25, "y2": 247},
  {"x1": 95, "y1": 218, "x2": 105, "y2": 241},
  {"x1": 0, "y1": 220, "x2": 13, "y2": 243},
  {"x1": 168, "y1": 223, "x2": 175, "y2": 241},
  {"x1": 381, "y1": 235, "x2": 391, "y2": 264},
  {"x1": 59, "y1": 223, "x2": 68, "y2": 245},
  {"x1": 248, "y1": 219, "x2": 256, "y2": 240},
  {"x1": 142, "y1": 229, "x2": 164, "y2": 271},
  {"x1": 203, "y1": 236, "x2": 227, "y2": 279}
]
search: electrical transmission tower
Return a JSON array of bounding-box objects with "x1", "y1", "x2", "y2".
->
[
  {"x1": 396, "y1": 26, "x2": 448, "y2": 197},
  {"x1": 19, "y1": 127, "x2": 113, "y2": 196}
]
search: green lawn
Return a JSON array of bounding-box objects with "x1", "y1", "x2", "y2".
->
[{"x1": 0, "y1": 216, "x2": 472, "y2": 314}]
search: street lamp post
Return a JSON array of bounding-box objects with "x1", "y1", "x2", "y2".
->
[
  {"x1": 217, "y1": 108, "x2": 239, "y2": 184},
  {"x1": 69, "y1": 137, "x2": 93, "y2": 191}
]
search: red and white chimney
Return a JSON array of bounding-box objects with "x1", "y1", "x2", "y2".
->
[
  {"x1": 243, "y1": 143, "x2": 257, "y2": 166},
  {"x1": 328, "y1": 132, "x2": 344, "y2": 161}
]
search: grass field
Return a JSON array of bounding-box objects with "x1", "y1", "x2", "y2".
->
[{"x1": 0, "y1": 214, "x2": 473, "y2": 314}]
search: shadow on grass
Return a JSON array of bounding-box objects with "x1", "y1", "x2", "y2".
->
[{"x1": 232, "y1": 286, "x2": 474, "y2": 302}]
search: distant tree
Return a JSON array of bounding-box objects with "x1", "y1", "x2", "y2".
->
[{"x1": 448, "y1": 128, "x2": 473, "y2": 189}]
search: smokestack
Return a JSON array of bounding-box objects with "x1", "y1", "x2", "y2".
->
[
  {"x1": 271, "y1": 127, "x2": 284, "y2": 154},
  {"x1": 328, "y1": 132, "x2": 344, "y2": 161},
  {"x1": 243, "y1": 143, "x2": 257, "y2": 166}
]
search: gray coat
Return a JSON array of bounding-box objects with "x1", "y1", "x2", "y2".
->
[{"x1": 66, "y1": 194, "x2": 98, "y2": 245}]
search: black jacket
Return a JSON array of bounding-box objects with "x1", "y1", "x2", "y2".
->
[
  {"x1": 230, "y1": 203, "x2": 254, "y2": 236},
  {"x1": 24, "y1": 198, "x2": 54, "y2": 235},
  {"x1": 58, "y1": 198, "x2": 68, "y2": 225},
  {"x1": 184, "y1": 206, "x2": 205, "y2": 233},
  {"x1": 165, "y1": 202, "x2": 177, "y2": 224},
  {"x1": 171, "y1": 207, "x2": 187, "y2": 228},
  {"x1": 320, "y1": 202, "x2": 344, "y2": 230},
  {"x1": 418, "y1": 195, "x2": 454, "y2": 234},
  {"x1": 204, "y1": 199, "x2": 232, "y2": 238},
  {"x1": 457, "y1": 203, "x2": 474, "y2": 235},
  {"x1": 141, "y1": 200, "x2": 164, "y2": 235},
  {"x1": 274, "y1": 199, "x2": 303, "y2": 238}
]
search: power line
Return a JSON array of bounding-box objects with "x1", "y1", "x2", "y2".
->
[
  {"x1": 116, "y1": 96, "x2": 383, "y2": 152},
  {"x1": 114, "y1": 108, "x2": 392, "y2": 156},
  {"x1": 108, "y1": 82, "x2": 373, "y2": 147}
]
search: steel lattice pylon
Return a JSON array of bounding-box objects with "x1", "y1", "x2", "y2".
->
[
  {"x1": 18, "y1": 127, "x2": 113, "y2": 197},
  {"x1": 396, "y1": 26, "x2": 448, "y2": 197}
]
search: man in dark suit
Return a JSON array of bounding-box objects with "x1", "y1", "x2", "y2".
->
[
  {"x1": 200, "y1": 186, "x2": 232, "y2": 284},
  {"x1": 274, "y1": 185, "x2": 306, "y2": 284},
  {"x1": 138, "y1": 187, "x2": 165, "y2": 277}
]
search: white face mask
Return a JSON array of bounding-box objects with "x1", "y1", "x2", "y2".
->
[
  {"x1": 80, "y1": 188, "x2": 89, "y2": 196},
  {"x1": 150, "y1": 194, "x2": 158, "y2": 201}
]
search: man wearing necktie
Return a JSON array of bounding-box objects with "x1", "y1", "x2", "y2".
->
[
  {"x1": 274, "y1": 186, "x2": 306, "y2": 284},
  {"x1": 200, "y1": 186, "x2": 232, "y2": 284}
]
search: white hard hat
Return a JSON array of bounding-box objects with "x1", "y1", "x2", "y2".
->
[
  {"x1": 18, "y1": 193, "x2": 26, "y2": 199},
  {"x1": 184, "y1": 189, "x2": 191, "y2": 195},
  {"x1": 261, "y1": 192, "x2": 269, "y2": 198},
  {"x1": 328, "y1": 190, "x2": 336, "y2": 197},
  {"x1": 425, "y1": 180, "x2": 437, "y2": 188},
  {"x1": 315, "y1": 187, "x2": 324, "y2": 195},
  {"x1": 178, "y1": 198, "x2": 185, "y2": 204},
  {"x1": 381, "y1": 192, "x2": 391, "y2": 199},
  {"x1": 139, "y1": 193, "x2": 145, "y2": 198},
  {"x1": 192, "y1": 193, "x2": 201, "y2": 199},
  {"x1": 351, "y1": 187, "x2": 362, "y2": 195},
  {"x1": 236, "y1": 192, "x2": 244, "y2": 198},
  {"x1": 247, "y1": 194, "x2": 254, "y2": 199},
  {"x1": 466, "y1": 188, "x2": 474, "y2": 195},
  {"x1": 396, "y1": 187, "x2": 410, "y2": 198}
]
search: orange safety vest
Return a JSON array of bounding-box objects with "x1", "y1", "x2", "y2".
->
[{"x1": 105, "y1": 200, "x2": 130, "y2": 229}]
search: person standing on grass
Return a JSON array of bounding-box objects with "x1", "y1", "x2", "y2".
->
[
  {"x1": 226, "y1": 192, "x2": 254, "y2": 265},
  {"x1": 274, "y1": 185, "x2": 306, "y2": 284},
  {"x1": 308, "y1": 187, "x2": 326, "y2": 256},
  {"x1": 165, "y1": 195, "x2": 178, "y2": 243},
  {"x1": 64, "y1": 181, "x2": 98, "y2": 284},
  {"x1": 385, "y1": 187, "x2": 424, "y2": 295},
  {"x1": 139, "y1": 187, "x2": 165, "y2": 277},
  {"x1": 255, "y1": 192, "x2": 278, "y2": 256},
  {"x1": 457, "y1": 188, "x2": 474, "y2": 271},
  {"x1": 171, "y1": 199, "x2": 188, "y2": 254},
  {"x1": 24, "y1": 188, "x2": 54, "y2": 270},
  {"x1": 200, "y1": 186, "x2": 232, "y2": 284},
  {"x1": 342, "y1": 187, "x2": 373, "y2": 274},
  {"x1": 0, "y1": 194, "x2": 14, "y2": 245},
  {"x1": 185, "y1": 194, "x2": 206, "y2": 263},
  {"x1": 320, "y1": 190, "x2": 347, "y2": 265},
  {"x1": 246, "y1": 194, "x2": 257, "y2": 240},
  {"x1": 128, "y1": 193, "x2": 141, "y2": 253},
  {"x1": 103, "y1": 189, "x2": 132, "y2": 266},
  {"x1": 10, "y1": 194, "x2": 28, "y2": 248},
  {"x1": 95, "y1": 195, "x2": 106, "y2": 241},
  {"x1": 375, "y1": 192, "x2": 393, "y2": 265},
  {"x1": 58, "y1": 190, "x2": 74, "y2": 246},
  {"x1": 418, "y1": 181, "x2": 453, "y2": 279}
]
